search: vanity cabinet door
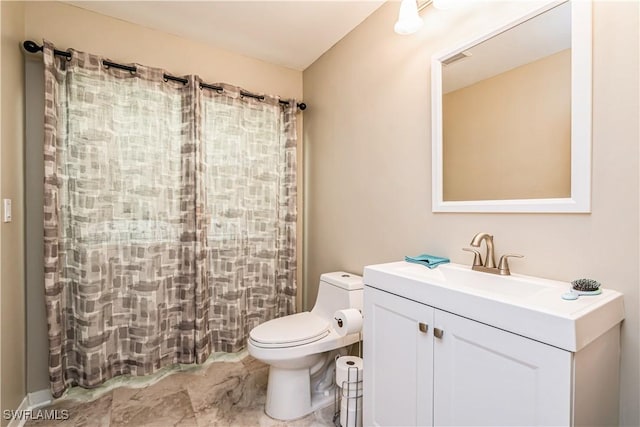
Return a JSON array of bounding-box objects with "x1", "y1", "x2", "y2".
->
[
  {"x1": 432, "y1": 309, "x2": 573, "y2": 426},
  {"x1": 364, "y1": 287, "x2": 434, "y2": 427}
]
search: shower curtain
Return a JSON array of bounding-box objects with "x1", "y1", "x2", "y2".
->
[{"x1": 42, "y1": 41, "x2": 297, "y2": 397}]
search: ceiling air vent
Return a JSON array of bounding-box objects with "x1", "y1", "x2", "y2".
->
[{"x1": 442, "y1": 51, "x2": 472, "y2": 66}]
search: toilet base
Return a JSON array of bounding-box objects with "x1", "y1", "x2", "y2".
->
[{"x1": 264, "y1": 362, "x2": 337, "y2": 420}]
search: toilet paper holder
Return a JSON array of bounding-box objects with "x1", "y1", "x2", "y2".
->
[{"x1": 333, "y1": 356, "x2": 363, "y2": 427}]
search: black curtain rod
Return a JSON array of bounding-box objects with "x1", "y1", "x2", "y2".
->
[{"x1": 23, "y1": 40, "x2": 306, "y2": 111}]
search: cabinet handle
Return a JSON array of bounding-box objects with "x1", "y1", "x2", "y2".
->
[
  {"x1": 434, "y1": 328, "x2": 444, "y2": 339},
  {"x1": 418, "y1": 322, "x2": 429, "y2": 333}
]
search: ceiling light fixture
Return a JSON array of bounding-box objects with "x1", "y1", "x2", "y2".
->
[
  {"x1": 394, "y1": 0, "x2": 425, "y2": 35},
  {"x1": 394, "y1": 1, "x2": 433, "y2": 35}
]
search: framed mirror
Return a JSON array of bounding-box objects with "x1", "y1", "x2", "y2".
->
[{"x1": 431, "y1": 1, "x2": 592, "y2": 213}]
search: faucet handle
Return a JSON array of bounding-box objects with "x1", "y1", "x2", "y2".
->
[
  {"x1": 462, "y1": 248, "x2": 483, "y2": 267},
  {"x1": 497, "y1": 254, "x2": 524, "y2": 275}
]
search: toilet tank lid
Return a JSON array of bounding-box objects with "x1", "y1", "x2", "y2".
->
[{"x1": 320, "y1": 272, "x2": 363, "y2": 290}]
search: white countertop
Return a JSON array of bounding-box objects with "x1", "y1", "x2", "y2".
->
[{"x1": 363, "y1": 261, "x2": 624, "y2": 352}]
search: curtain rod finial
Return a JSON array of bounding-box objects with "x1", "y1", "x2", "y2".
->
[{"x1": 23, "y1": 40, "x2": 43, "y2": 53}]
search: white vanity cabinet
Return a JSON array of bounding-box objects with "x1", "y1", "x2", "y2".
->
[
  {"x1": 433, "y1": 308, "x2": 571, "y2": 426},
  {"x1": 363, "y1": 262, "x2": 624, "y2": 427},
  {"x1": 364, "y1": 287, "x2": 435, "y2": 426}
]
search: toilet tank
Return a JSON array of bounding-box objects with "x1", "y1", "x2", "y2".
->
[{"x1": 311, "y1": 272, "x2": 363, "y2": 320}]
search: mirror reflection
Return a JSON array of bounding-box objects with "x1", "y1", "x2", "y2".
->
[{"x1": 442, "y1": 2, "x2": 571, "y2": 202}]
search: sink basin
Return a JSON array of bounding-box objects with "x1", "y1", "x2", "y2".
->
[
  {"x1": 439, "y1": 264, "x2": 554, "y2": 298},
  {"x1": 364, "y1": 261, "x2": 624, "y2": 352}
]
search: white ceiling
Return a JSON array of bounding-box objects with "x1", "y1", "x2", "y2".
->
[{"x1": 64, "y1": 1, "x2": 386, "y2": 71}]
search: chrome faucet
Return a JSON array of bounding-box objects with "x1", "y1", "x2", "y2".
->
[{"x1": 463, "y1": 232, "x2": 523, "y2": 276}]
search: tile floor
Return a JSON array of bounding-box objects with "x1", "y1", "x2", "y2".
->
[{"x1": 25, "y1": 354, "x2": 335, "y2": 427}]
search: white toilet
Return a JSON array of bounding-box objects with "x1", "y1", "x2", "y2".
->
[{"x1": 248, "y1": 271, "x2": 363, "y2": 421}]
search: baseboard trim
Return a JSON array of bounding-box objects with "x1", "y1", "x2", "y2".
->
[
  {"x1": 27, "y1": 390, "x2": 52, "y2": 410},
  {"x1": 6, "y1": 389, "x2": 52, "y2": 427}
]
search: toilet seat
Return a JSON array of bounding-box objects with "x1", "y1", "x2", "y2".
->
[{"x1": 250, "y1": 312, "x2": 331, "y2": 348}]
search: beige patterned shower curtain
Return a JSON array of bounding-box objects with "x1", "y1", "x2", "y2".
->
[{"x1": 42, "y1": 41, "x2": 297, "y2": 397}]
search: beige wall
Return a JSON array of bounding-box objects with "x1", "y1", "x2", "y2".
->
[
  {"x1": 1, "y1": 0, "x2": 26, "y2": 423},
  {"x1": 16, "y1": 0, "x2": 304, "y2": 400},
  {"x1": 23, "y1": 2, "x2": 302, "y2": 100},
  {"x1": 24, "y1": 57, "x2": 48, "y2": 394},
  {"x1": 303, "y1": 1, "x2": 639, "y2": 425},
  {"x1": 443, "y1": 49, "x2": 571, "y2": 201}
]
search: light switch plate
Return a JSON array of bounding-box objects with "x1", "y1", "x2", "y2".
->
[{"x1": 3, "y1": 199, "x2": 12, "y2": 222}]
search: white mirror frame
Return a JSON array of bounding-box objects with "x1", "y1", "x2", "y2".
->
[{"x1": 432, "y1": 0, "x2": 592, "y2": 213}]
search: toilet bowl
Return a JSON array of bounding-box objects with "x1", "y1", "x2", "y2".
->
[{"x1": 248, "y1": 271, "x2": 363, "y2": 421}]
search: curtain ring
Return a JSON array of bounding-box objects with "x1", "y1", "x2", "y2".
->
[
  {"x1": 103, "y1": 62, "x2": 110, "y2": 70},
  {"x1": 163, "y1": 77, "x2": 169, "y2": 83},
  {"x1": 216, "y1": 88, "x2": 224, "y2": 94},
  {"x1": 65, "y1": 50, "x2": 72, "y2": 61}
]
